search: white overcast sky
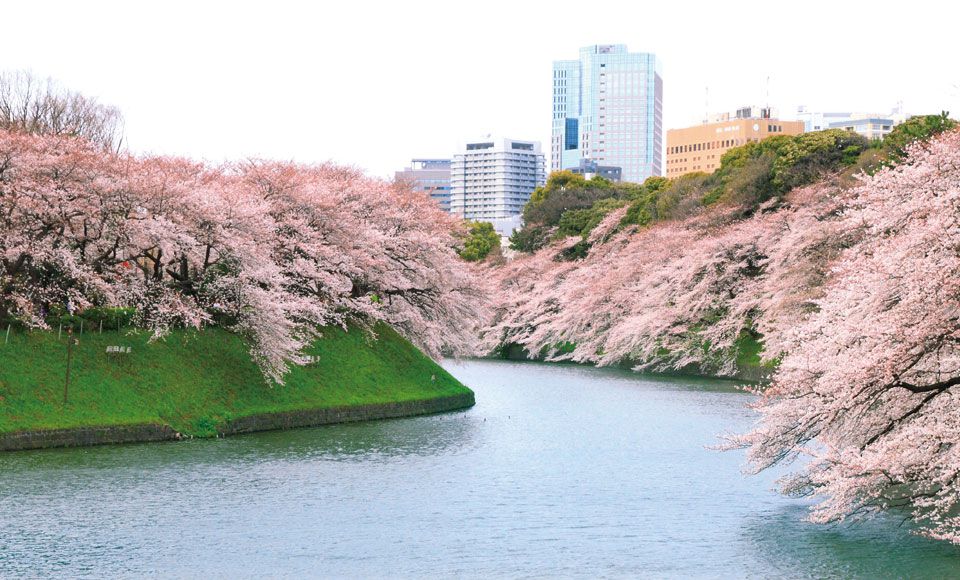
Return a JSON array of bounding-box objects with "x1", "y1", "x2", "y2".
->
[{"x1": 2, "y1": 0, "x2": 957, "y2": 178}]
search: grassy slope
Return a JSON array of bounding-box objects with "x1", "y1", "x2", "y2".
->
[
  {"x1": 0, "y1": 324, "x2": 471, "y2": 437},
  {"x1": 733, "y1": 333, "x2": 778, "y2": 381}
]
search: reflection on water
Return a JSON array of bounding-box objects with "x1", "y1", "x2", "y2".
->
[
  {"x1": 2, "y1": 407, "x2": 479, "y2": 472},
  {"x1": 1, "y1": 359, "x2": 957, "y2": 578},
  {"x1": 741, "y1": 503, "x2": 960, "y2": 579}
]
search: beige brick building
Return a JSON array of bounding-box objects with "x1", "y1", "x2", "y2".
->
[{"x1": 666, "y1": 108, "x2": 804, "y2": 176}]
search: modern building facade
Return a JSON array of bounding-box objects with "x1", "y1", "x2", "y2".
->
[
  {"x1": 829, "y1": 118, "x2": 896, "y2": 140},
  {"x1": 394, "y1": 159, "x2": 452, "y2": 211},
  {"x1": 450, "y1": 137, "x2": 545, "y2": 234},
  {"x1": 552, "y1": 44, "x2": 663, "y2": 183},
  {"x1": 665, "y1": 106, "x2": 804, "y2": 176},
  {"x1": 795, "y1": 108, "x2": 860, "y2": 132},
  {"x1": 569, "y1": 159, "x2": 622, "y2": 181},
  {"x1": 795, "y1": 104, "x2": 907, "y2": 139}
]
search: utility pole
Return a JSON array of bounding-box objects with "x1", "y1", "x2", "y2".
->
[{"x1": 64, "y1": 328, "x2": 76, "y2": 405}]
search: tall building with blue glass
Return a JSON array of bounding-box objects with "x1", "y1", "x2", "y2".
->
[{"x1": 551, "y1": 45, "x2": 663, "y2": 183}]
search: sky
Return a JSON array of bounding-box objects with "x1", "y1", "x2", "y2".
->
[{"x1": 2, "y1": 0, "x2": 957, "y2": 179}]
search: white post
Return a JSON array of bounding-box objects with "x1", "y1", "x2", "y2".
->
[
  {"x1": 4, "y1": 324, "x2": 9, "y2": 345},
  {"x1": 58, "y1": 324, "x2": 62, "y2": 340},
  {"x1": 80, "y1": 319, "x2": 83, "y2": 335},
  {"x1": 99, "y1": 320, "x2": 103, "y2": 334}
]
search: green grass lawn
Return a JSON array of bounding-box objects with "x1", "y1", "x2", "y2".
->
[{"x1": 0, "y1": 323, "x2": 472, "y2": 437}]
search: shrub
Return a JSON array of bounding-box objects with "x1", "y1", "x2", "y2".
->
[
  {"x1": 882, "y1": 112, "x2": 957, "y2": 163},
  {"x1": 458, "y1": 221, "x2": 500, "y2": 262},
  {"x1": 47, "y1": 306, "x2": 136, "y2": 330},
  {"x1": 509, "y1": 224, "x2": 554, "y2": 253},
  {"x1": 656, "y1": 172, "x2": 714, "y2": 219}
]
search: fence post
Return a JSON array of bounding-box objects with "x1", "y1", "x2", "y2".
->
[
  {"x1": 80, "y1": 319, "x2": 84, "y2": 335},
  {"x1": 99, "y1": 320, "x2": 103, "y2": 334},
  {"x1": 58, "y1": 323, "x2": 62, "y2": 340},
  {"x1": 4, "y1": 324, "x2": 9, "y2": 345}
]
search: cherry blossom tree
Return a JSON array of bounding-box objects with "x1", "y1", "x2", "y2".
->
[
  {"x1": 731, "y1": 130, "x2": 960, "y2": 542},
  {"x1": 483, "y1": 128, "x2": 960, "y2": 541},
  {"x1": 237, "y1": 160, "x2": 484, "y2": 362},
  {"x1": 0, "y1": 129, "x2": 482, "y2": 384},
  {"x1": 481, "y1": 181, "x2": 853, "y2": 377},
  {"x1": 0, "y1": 70, "x2": 124, "y2": 150}
]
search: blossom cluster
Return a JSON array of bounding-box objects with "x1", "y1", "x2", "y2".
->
[
  {"x1": 481, "y1": 173, "x2": 853, "y2": 377},
  {"x1": 483, "y1": 129, "x2": 960, "y2": 541},
  {"x1": 0, "y1": 131, "x2": 482, "y2": 383}
]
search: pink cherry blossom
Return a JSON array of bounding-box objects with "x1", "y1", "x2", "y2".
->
[
  {"x1": 482, "y1": 128, "x2": 960, "y2": 541},
  {"x1": 0, "y1": 130, "x2": 483, "y2": 384}
]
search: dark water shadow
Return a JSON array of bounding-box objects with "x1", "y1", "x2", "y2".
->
[
  {"x1": 0, "y1": 407, "x2": 480, "y2": 480},
  {"x1": 450, "y1": 357, "x2": 748, "y2": 394},
  {"x1": 740, "y1": 502, "x2": 960, "y2": 579}
]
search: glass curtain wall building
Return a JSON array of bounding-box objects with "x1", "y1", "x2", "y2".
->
[{"x1": 552, "y1": 45, "x2": 663, "y2": 183}]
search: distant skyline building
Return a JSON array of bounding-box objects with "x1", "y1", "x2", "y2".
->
[
  {"x1": 795, "y1": 108, "x2": 858, "y2": 133},
  {"x1": 395, "y1": 159, "x2": 452, "y2": 211},
  {"x1": 569, "y1": 159, "x2": 622, "y2": 182},
  {"x1": 666, "y1": 106, "x2": 804, "y2": 177},
  {"x1": 450, "y1": 137, "x2": 545, "y2": 235},
  {"x1": 795, "y1": 104, "x2": 908, "y2": 139},
  {"x1": 828, "y1": 117, "x2": 896, "y2": 140},
  {"x1": 552, "y1": 44, "x2": 663, "y2": 183}
]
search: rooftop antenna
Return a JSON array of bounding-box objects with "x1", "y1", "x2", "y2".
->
[{"x1": 765, "y1": 75, "x2": 771, "y2": 118}]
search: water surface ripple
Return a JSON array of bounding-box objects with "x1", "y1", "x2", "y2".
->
[{"x1": 1, "y1": 360, "x2": 958, "y2": 578}]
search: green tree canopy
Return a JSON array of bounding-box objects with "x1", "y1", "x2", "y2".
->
[
  {"x1": 511, "y1": 121, "x2": 953, "y2": 258},
  {"x1": 459, "y1": 221, "x2": 501, "y2": 262},
  {"x1": 882, "y1": 112, "x2": 956, "y2": 163}
]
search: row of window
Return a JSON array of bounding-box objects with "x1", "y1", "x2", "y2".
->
[
  {"x1": 452, "y1": 168, "x2": 544, "y2": 172},
  {"x1": 454, "y1": 203, "x2": 530, "y2": 207},
  {"x1": 452, "y1": 183, "x2": 542, "y2": 188},
  {"x1": 453, "y1": 198, "x2": 530, "y2": 202},
  {"x1": 454, "y1": 155, "x2": 543, "y2": 160},
  {"x1": 667, "y1": 165, "x2": 717, "y2": 174},
  {"x1": 451, "y1": 173, "x2": 543, "y2": 179},
  {"x1": 454, "y1": 188, "x2": 543, "y2": 193},
  {"x1": 668, "y1": 138, "x2": 758, "y2": 155},
  {"x1": 454, "y1": 159, "x2": 543, "y2": 164},
  {"x1": 454, "y1": 200, "x2": 530, "y2": 205}
]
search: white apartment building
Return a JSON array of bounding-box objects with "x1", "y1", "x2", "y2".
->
[
  {"x1": 796, "y1": 104, "x2": 908, "y2": 139},
  {"x1": 450, "y1": 137, "x2": 546, "y2": 233}
]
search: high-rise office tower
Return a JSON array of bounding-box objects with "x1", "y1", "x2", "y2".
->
[
  {"x1": 552, "y1": 44, "x2": 663, "y2": 183},
  {"x1": 450, "y1": 137, "x2": 545, "y2": 235}
]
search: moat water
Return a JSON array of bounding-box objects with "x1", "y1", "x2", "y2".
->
[{"x1": 1, "y1": 360, "x2": 958, "y2": 578}]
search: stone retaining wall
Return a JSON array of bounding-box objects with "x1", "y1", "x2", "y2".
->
[
  {"x1": 223, "y1": 393, "x2": 476, "y2": 435},
  {"x1": 0, "y1": 393, "x2": 476, "y2": 452},
  {"x1": 0, "y1": 424, "x2": 178, "y2": 452}
]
